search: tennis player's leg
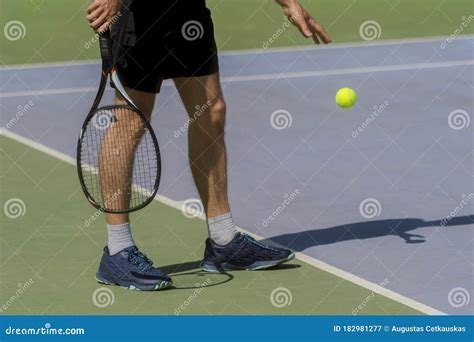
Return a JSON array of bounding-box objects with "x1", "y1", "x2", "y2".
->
[
  {"x1": 174, "y1": 73, "x2": 230, "y2": 218},
  {"x1": 100, "y1": 88, "x2": 155, "y2": 226},
  {"x1": 100, "y1": 88, "x2": 153, "y2": 254},
  {"x1": 174, "y1": 74, "x2": 295, "y2": 271},
  {"x1": 96, "y1": 88, "x2": 171, "y2": 291},
  {"x1": 99, "y1": 88, "x2": 154, "y2": 229}
]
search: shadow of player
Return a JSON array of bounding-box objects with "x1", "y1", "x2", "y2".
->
[{"x1": 264, "y1": 215, "x2": 474, "y2": 251}]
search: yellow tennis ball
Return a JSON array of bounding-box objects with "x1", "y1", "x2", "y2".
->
[{"x1": 335, "y1": 87, "x2": 357, "y2": 108}]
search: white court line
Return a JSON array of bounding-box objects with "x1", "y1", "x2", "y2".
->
[
  {"x1": 0, "y1": 128, "x2": 446, "y2": 315},
  {"x1": 221, "y1": 34, "x2": 474, "y2": 56},
  {"x1": 0, "y1": 86, "x2": 99, "y2": 99},
  {"x1": 220, "y1": 59, "x2": 473, "y2": 82},
  {"x1": 1, "y1": 59, "x2": 473, "y2": 99},
  {"x1": 0, "y1": 35, "x2": 472, "y2": 70}
]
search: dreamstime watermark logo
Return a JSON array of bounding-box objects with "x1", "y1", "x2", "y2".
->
[
  {"x1": 84, "y1": 189, "x2": 123, "y2": 227},
  {"x1": 181, "y1": 198, "x2": 204, "y2": 218},
  {"x1": 359, "y1": 198, "x2": 381, "y2": 219},
  {"x1": 262, "y1": 189, "x2": 300, "y2": 227},
  {"x1": 352, "y1": 100, "x2": 389, "y2": 138},
  {"x1": 2, "y1": 101, "x2": 34, "y2": 131},
  {"x1": 0, "y1": 278, "x2": 34, "y2": 313},
  {"x1": 92, "y1": 287, "x2": 115, "y2": 308},
  {"x1": 181, "y1": 20, "x2": 203, "y2": 41},
  {"x1": 270, "y1": 109, "x2": 292, "y2": 130},
  {"x1": 262, "y1": 14, "x2": 300, "y2": 49},
  {"x1": 4, "y1": 20, "x2": 26, "y2": 41},
  {"x1": 4, "y1": 323, "x2": 85, "y2": 336},
  {"x1": 440, "y1": 15, "x2": 474, "y2": 49},
  {"x1": 440, "y1": 193, "x2": 473, "y2": 227},
  {"x1": 270, "y1": 287, "x2": 292, "y2": 308},
  {"x1": 174, "y1": 100, "x2": 211, "y2": 138},
  {"x1": 174, "y1": 278, "x2": 212, "y2": 315},
  {"x1": 448, "y1": 109, "x2": 470, "y2": 130},
  {"x1": 448, "y1": 287, "x2": 470, "y2": 308},
  {"x1": 352, "y1": 278, "x2": 389, "y2": 315},
  {"x1": 3, "y1": 198, "x2": 26, "y2": 219},
  {"x1": 359, "y1": 20, "x2": 382, "y2": 41},
  {"x1": 93, "y1": 110, "x2": 116, "y2": 130},
  {"x1": 84, "y1": 12, "x2": 123, "y2": 49}
]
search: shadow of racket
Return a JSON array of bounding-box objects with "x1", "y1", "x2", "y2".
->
[{"x1": 168, "y1": 269, "x2": 234, "y2": 290}]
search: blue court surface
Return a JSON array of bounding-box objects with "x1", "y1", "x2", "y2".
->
[{"x1": 1, "y1": 36, "x2": 473, "y2": 315}]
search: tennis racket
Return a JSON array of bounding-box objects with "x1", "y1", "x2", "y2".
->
[{"x1": 77, "y1": 30, "x2": 161, "y2": 213}]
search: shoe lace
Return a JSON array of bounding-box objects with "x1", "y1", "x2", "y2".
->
[
  {"x1": 242, "y1": 234, "x2": 279, "y2": 252},
  {"x1": 128, "y1": 250, "x2": 153, "y2": 271}
]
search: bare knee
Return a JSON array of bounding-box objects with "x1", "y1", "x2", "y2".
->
[
  {"x1": 208, "y1": 98, "x2": 226, "y2": 130},
  {"x1": 116, "y1": 88, "x2": 156, "y2": 118}
]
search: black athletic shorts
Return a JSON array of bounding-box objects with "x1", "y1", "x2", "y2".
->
[{"x1": 110, "y1": 0, "x2": 219, "y2": 93}]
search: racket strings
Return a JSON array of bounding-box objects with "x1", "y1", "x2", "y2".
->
[{"x1": 80, "y1": 106, "x2": 159, "y2": 211}]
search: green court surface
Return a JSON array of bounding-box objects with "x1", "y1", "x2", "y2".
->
[
  {"x1": 1, "y1": 0, "x2": 472, "y2": 65},
  {"x1": 0, "y1": 136, "x2": 421, "y2": 315}
]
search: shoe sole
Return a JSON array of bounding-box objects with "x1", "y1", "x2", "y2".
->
[
  {"x1": 201, "y1": 252, "x2": 295, "y2": 272},
  {"x1": 95, "y1": 273, "x2": 172, "y2": 291}
]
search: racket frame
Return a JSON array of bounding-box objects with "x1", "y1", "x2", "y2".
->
[{"x1": 76, "y1": 31, "x2": 161, "y2": 213}]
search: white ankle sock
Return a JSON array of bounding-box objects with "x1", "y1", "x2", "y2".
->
[
  {"x1": 107, "y1": 222, "x2": 135, "y2": 255},
  {"x1": 207, "y1": 212, "x2": 238, "y2": 245}
]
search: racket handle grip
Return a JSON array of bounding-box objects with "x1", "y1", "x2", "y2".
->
[{"x1": 99, "y1": 31, "x2": 113, "y2": 70}]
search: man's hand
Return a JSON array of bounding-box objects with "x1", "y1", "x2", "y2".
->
[
  {"x1": 86, "y1": 0, "x2": 122, "y2": 33},
  {"x1": 275, "y1": 0, "x2": 331, "y2": 44}
]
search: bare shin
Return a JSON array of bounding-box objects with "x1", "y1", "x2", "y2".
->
[{"x1": 174, "y1": 73, "x2": 230, "y2": 218}]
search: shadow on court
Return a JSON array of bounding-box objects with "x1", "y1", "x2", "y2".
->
[
  {"x1": 265, "y1": 215, "x2": 474, "y2": 251},
  {"x1": 159, "y1": 260, "x2": 301, "y2": 290},
  {"x1": 161, "y1": 260, "x2": 301, "y2": 274},
  {"x1": 161, "y1": 260, "x2": 202, "y2": 274}
]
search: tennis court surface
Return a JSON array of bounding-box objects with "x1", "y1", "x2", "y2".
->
[{"x1": 1, "y1": 34, "x2": 472, "y2": 315}]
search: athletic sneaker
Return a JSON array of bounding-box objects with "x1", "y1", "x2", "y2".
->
[
  {"x1": 201, "y1": 233, "x2": 295, "y2": 272},
  {"x1": 96, "y1": 246, "x2": 172, "y2": 291}
]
